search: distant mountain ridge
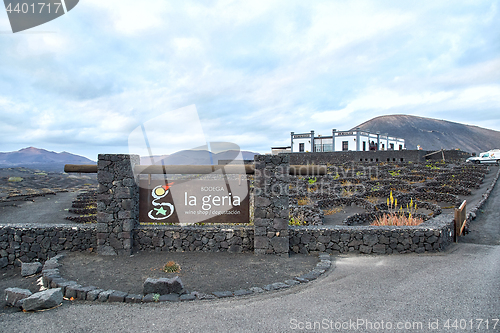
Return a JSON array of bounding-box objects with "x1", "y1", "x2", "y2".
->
[
  {"x1": 352, "y1": 115, "x2": 500, "y2": 153},
  {"x1": 0, "y1": 147, "x2": 95, "y2": 172},
  {"x1": 140, "y1": 149, "x2": 259, "y2": 165},
  {"x1": 0, "y1": 147, "x2": 259, "y2": 172}
]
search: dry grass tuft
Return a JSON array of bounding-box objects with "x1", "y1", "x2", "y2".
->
[
  {"x1": 323, "y1": 207, "x2": 344, "y2": 215},
  {"x1": 371, "y1": 213, "x2": 424, "y2": 226},
  {"x1": 297, "y1": 197, "x2": 313, "y2": 206}
]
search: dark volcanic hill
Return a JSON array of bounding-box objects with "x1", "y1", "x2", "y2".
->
[
  {"x1": 0, "y1": 147, "x2": 95, "y2": 172},
  {"x1": 352, "y1": 115, "x2": 500, "y2": 153}
]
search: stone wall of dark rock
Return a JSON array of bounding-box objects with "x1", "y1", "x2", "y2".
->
[
  {"x1": 134, "y1": 225, "x2": 254, "y2": 253},
  {"x1": 96, "y1": 154, "x2": 140, "y2": 255},
  {"x1": 289, "y1": 215, "x2": 454, "y2": 255},
  {"x1": 253, "y1": 155, "x2": 290, "y2": 255},
  {"x1": 0, "y1": 225, "x2": 96, "y2": 268}
]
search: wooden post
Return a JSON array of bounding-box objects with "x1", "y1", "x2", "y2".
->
[{"x1": 454, "y1": 200, "x2": 466, "y2": 241}]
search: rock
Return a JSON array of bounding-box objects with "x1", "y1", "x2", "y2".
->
[
  {"x1": 271, "y1": 282, "x2": 289, "y2": 290},
  {"x1": 0, "y1": 257, "x2": 8, "y2": 269},
  {"x1": 22, "y1": 288, "x2": 63, "y2": 311},
  {"x1": 212, "y1": 291, "x2": 233, "y2": 298},
  {"x1": 169, "y1": 276, "x2": 184, "y2": 294},
  {"x1": 108, "y1": 291, "x2": 128, "y2": 302},
  {"x1": 21, "y1": 262, "x2": 43, "y2": 277},
  {"x1": 97, "y1": 290, "x2": 114, "y2": 302},
  {"x1": 233, "y1": 289, "x2": 253, "y2": 296},
  {"x1": 284, "y1": 279, "x2": 300, "y2": 286},
  {"x1": 42, "y1": 259, "x2": 61, "y2": 270},
  {"x1": 143, "y1": 276, "x2": 184, "y2": 295},
  {"x1": 77, "y1": 286, "x2": 98, "y2": 300},
  {"x1": 4, "y1": 287, "x2": 32, "y2": 308},
  {"x1": 142, "y1": 294, "x2": 156, "y2": 303},
  {"x1": 64, "y1": 284, "x2": 82, "y2": 299},
  {"x1": 158, "y1": 294, "x2": 179, "y2": 302},
  {"x1": 97, "y1": 245, "x2": 117, "y2": 256},
  {"x1": 86, "y1": 289, "x2": 104, "y2": 301},
  {"x1": 125, "y1": 294, "x2": 143, "y2": 303},
  {"x1": 249, "y1": 287, "x2": 264, "y2": 293},
  {"x1": 179, "y1": 293, "x2": 196, "y2": 301}
]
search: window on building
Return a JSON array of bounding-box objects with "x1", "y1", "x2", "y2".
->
[
  {"x1": 299, "y1": 143, "x2": 305, "y2": 152},
  {"x1": 362, "y1": 141, "x2": 366, "y2": 151},
  {"x1": 390, "y1": 143, "x2": 394, "y2": 150},
  {"x1": 342, "y1": 141, "x2": 348, "y2": 151},
  {"x1": 399, "y1": 145, "x2": 403, "y2": 150}
]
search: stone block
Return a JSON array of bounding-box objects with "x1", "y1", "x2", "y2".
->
[
  {"x1": 50, "y1": 277, "x2": 67, "y2": 289},
  {"x1": 142, "y1": 293, "x2": 156, "y2": 303},
  {"x1": 254, "y1": 236, "x2": 269, "y2": 249},
  {"x1": 86, "y1": 289, "x2": 104, "y2": 301},
  {"x1": 348, "y1": 239, "x2": 362, "y2": 247},
  {"x1": 363, "y1": 234, "x2": 378, "y2": 247},
  {"x1": 158, "y1": 294, "x2": 179, "y2": 302},
  {"x1": 22, "y1": 288, "x2": 63, "y2": 311},
  {"x1": 233, "y1": 289, "x2": 252, "y2": 296},
  {"x1": 21, "y1": 262, "x2": 43, "y2": 277},
  {"x1": 98, "y1": 290, "x2": 114, "y2": 302},
  {"x1": 359, "y1": 245, "x2": 372, "y2": 254},
  {"x1": 270, "y1": 237, "x2": 289, "y2": 254},
  {"x1": 77, "y1": 286, "x2": 98, "y2": 300},
  {"x1": 97, "y1": 170, "x2": 114, "y2": 183},
  {"x1": 125, "y1": 294, "x2": 143, "y2": 303},
  {"x1": 427, "y1": 235, "x2": 438, "y2": 243},
  {"x1": 284, "y1": 279, "x2": 300, "y2": 286},
  {"x1": 65, "y1": 284, "x2": 82, "y2": 299},
  {"x1": 116, "y1": 187, "x2": 131, "y2": 199},
  {"x1": 4, "y1": 287, "x2": 32, "y2": 308},
  {"x1": 212, "y1": 291, "x2": 233, "y2": 298},
  {"x1": 0, "y1": 257, "x2": 8, "y2": 268},
  {"x1": 273, "y1": 218, "x2": 288, "y2": 230},
  {"x1": 143, "y1": 277, "x2": 184, "y2": 295},
  {"x1": 179, "y1": 293, "x2": 196, "y2": 301},
  {"x1": 108, "y1": 290, "x2": 128, "y2": 302},
  {"x1": 97, "y1": 245, "x2": 117, "y2": 256},
  {"x1": 97, "y1": 212, "x2": 113, "y2": 223},
  {"x1": 373, "y1": 244, "x2": 386, "y2": 254},
  {"x1": 270, "y1": 282, "x2": 289, "y2": 290},
  {"x1": 255, "y1": 197, "x2": 271, "y2": 207},
  {"x1": 253, "y1": 218, "x2": 271, "y2": 227},
  {"x1": 228, "y1": 244, "x2": 242, "y2": 253}
]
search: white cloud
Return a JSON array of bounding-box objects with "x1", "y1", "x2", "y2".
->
[
  {"x1": 1, "y1": 0, "x2": 499, "y2": 157},
  {"x1": 85, "y1": 0, "x2": 169, "y2": 35}
]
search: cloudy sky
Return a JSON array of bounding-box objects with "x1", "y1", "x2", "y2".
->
[{"x1": 1, "y1": 0, "x2": 499, "y2": 160}]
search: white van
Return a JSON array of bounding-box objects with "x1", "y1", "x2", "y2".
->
[{"x1": 466, "y1": 149, "x2": 500, "y2": 164}]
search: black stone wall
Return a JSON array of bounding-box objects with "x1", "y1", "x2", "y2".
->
[
  {"x1": 96, "y1": 154, "x2": 140, "y2": 255},
  {"x1": 253, "y1": 155, "x2": 290, "y2": 255},
  {"x1": 0, "y1": 225, "x2": 96, "y2": 268},
  {"x1": 286, "y1": 150, "x2": 471, "y2": 165}
]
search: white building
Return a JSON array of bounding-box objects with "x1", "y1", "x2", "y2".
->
[{"x1": 290, "y1": 129, "x2": 405, "y2": 153}]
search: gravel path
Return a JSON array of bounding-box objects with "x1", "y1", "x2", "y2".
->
[
  {"x1": 461, "y1": 166, "x2": 500, "y2": 245},
  {"x1": 0, "y1": 191, "x2": 82, "y2": 225}
]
